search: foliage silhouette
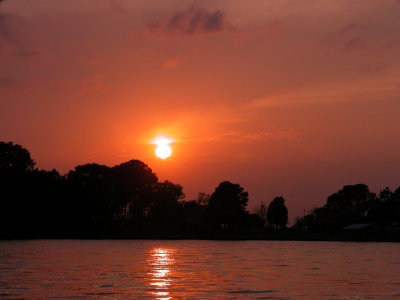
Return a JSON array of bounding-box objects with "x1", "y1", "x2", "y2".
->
[
  {"x1": 147, "y1": 180, "x2": 185, "y2": 230},
  {"x1": 207, "y1": 181, "x2": 249, "y2": 231},
  {"x1": 0, "y1": 141, "x2": 35, "y2": 173},
  {"x1": 109, "y1": 160, "x2": 158, "y2": 223},
  {"x1": 266, "y1": 196, "x2": 288, "y2": 229},
  {"x1": 368, "y1": 187, "x2": 400, "y2": 227},
  {"x1": 293, "y1": 184, "x2": 400, "y2": 235},
  {"x1": 67, "y1": 164, "x2": 115, "y2": 225},
  {"x1": 1, "y1": 140, "x2": 400, "y2": 240}
]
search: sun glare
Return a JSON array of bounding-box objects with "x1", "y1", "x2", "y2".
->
[
  {"x1": 152, "y1": 135, "x2": 174, "y2": 159},
  {"x1": 155, "y1": 144, "x2": 172, "y2": 159}
]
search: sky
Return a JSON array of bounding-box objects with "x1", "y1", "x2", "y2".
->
[{"x1": 1, "y1": 0, "x2": 400, "y2": 222}]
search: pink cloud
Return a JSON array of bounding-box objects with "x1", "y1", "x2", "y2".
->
[
  {"x1": 346, "y1": 38, "x2": 367, "y2": 50},
  {"x1": 79, "y1": 74, "x2": 107, "y2": 94},
  {"x1": 338, "y1": 22, "x2": 366, "y2": 36},
  {"x1": 163, "y1": 59, "x2": 179, "y2": 70},
  {"x1": 108, "y1": 0, "x2": 125, "y2": 11},
  {"x1": 88, "y1": 59, "x2": 100, "y2": 65},
  {"x1": 146, "y1": 6, "x2": 227, "y2": 39}
]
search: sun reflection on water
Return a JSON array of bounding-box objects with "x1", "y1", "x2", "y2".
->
[{"x1": 147, "y1": 248, "x2": 175, "y2": 300}]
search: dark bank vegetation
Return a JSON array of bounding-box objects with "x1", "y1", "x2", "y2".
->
[{"x1": 0, "y1": 141, "x2": 399, "y2": 241}]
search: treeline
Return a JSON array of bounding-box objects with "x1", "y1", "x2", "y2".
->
[
  {"x1": 0, "y1": 141, "x2": 287, "y2": 238},
  {"x1": 294, "y1": 184, "x2": 400, "y2": 234},
  {"x1": 1, "y1": 141, "x2": 399, "y2": 240}
]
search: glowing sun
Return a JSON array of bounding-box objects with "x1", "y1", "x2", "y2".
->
[
  {"x1": 155, "y1": 144, "x2": 172, "y2": 159},
  {"x1": 152, "y1": 136, "x2": 174, "y2": 159}
]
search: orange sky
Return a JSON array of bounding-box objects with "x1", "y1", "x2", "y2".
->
[{"x1": 1, "y1": 0, "x2": 400, "y2": 221}]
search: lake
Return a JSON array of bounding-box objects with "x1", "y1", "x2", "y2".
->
[{"x1": 0, "y1": 240, "x2": 399, "y2": 299}]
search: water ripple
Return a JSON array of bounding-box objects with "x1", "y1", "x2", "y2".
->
[{"x1": 0, "y1": 240, "x2": 399, "y2": 299}]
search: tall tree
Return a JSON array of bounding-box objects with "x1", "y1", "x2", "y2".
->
[
  {"x1": 266, "y1": 196, "x2": 288, "y2": 229},
  {"x1": 0, "y1": 142, "x2": 36, "y2": 236},
  {"x1": 110, "y1": 160, "x2": 158, "y2": 223},
  {"x1": 295, "y1": 184, "x2": 378, "y2": 232},
  {"x1": 148, "y1": 180, "x2": 185, "y2": 230},
  {"x1": 66, "y1": 163, "x2": 113, "y2": 222},
  {"x1": 207, "y1": 181, "x2": 249, "y2": 230},
  {"x1": 326, "y1": 184, "x2": 376, "y2": 219},
  {"x1": 368, "y1": 187, "x2": 400, "y2": 227},
  {"x1": 0, "y1": 141, "x2": 35, "y2": 173}
]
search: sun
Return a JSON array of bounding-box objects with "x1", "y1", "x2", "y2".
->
[
  {"x1": 155, "y1": 144, "x2": 172, "y2": 159},
  {"x1": 152, "y1": 135, "x2": 174, "y2": 159}
]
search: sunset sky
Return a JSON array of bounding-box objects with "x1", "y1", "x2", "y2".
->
[{"x1": 1, "y1": 0, "x2": 400, "y2": 221}]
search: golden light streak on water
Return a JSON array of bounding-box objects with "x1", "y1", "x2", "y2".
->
[{"x1": 147, "y1": 248, "x2": 175, "y2": 300}]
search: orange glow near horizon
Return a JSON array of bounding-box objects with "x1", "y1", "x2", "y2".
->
[{"x1": 2, "y1": 0, "x2": 400, "y2": 222}]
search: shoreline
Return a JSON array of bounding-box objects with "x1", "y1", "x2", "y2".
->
[{"x1": 2, "y1": 232, "x2": 399, "y2": 242}]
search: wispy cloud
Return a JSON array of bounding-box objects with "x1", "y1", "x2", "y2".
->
[
  {"x1": 146, "y1": 6, "x2": 227, "y2": 38},
  {"x1": 335, "y1": 22, "x2": 369, "y2": 51},
  {"x1": 0, "y1": 2, "x2": 20, "y2": 47},
  {"x1": 163, "y1": 59, "x2": 179, "y2": 70},
  {"x1": 0, "y1": 77, "x2": 21, "y2": 89},
  {"x1": 108, "y1": 0, "x2": 125, "y2": 11},
  {"x1": 0, "y1": 0, "x2": 37, "y2": 57},
  {"x1": 346, "y1": 37, "x2": 367, "y2": 50},
  {"x1": 338, "y1": 22, "x2": 366, "y2": 36},
  {"x1": 79, "y1": 74, "x2": 107, "y2": 94},
  {"x1": 181, "y1": 130, "x2": 301, "y2": 144},
  {"x1": 242, "y1": 81, "x2": 400, "y2": 111}
]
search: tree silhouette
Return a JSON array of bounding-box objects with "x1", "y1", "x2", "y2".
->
[
  {"x1": 110, "y1": 160, "x2": 158, "y2": 190},
  {"x1": 266, "y1": 196, "x2": 288, "y2": 229},
  {"x1": 295, "y1": 184, "x2": 379, "y2": 232},
  {"x1": 0, "y1": 141, "x2": 35, "y2": 173},
  {"x1": 326, "y1": 184, "x2": 376, "y2": 220},
  {"x1": 3, "y1": 140, "x2": 400, "y2": 239},
  {"x1": 368, "y1": 187, "x2": 400, "y2": 227},
  {"x1": 0, "y1": 142, "x2": 37, "y2": 236},
  {"x1": 0, "y1": 142, "x2": 68, "y2": 236},
  {"x1": 109, "y1": 160, "x2": 158, "y2": 222},
  {"x1": 67, "y1": 164, "x2": 114, "y2": 223},
  {"x1": 207, "y1": 181, "x2": 249, "y2": 230},
  {"x1": 148, "y1": 180, "x2": 185, "y2": 230},
  {"x1": 64, "y1": 160, "x2": 159, "y2": 233}
]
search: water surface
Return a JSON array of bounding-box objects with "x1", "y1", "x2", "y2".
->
[{"x1": 0, "y1": 240, "x2": 399, "y2": 299}]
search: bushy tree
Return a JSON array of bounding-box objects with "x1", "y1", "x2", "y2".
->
[
  {"x1": 0, "y1": 142, "x2": 36, "y2": 234},
  {"x1": 110, "y1": 160, "x2": 158, "y2": 222},
  {"x1": 207, "y1": 181, "x2": 249, "y2": 230},
  {"x1": 368, "y1": 187, "x2": 400, "y2": 227},
  {"x1": 0, "y1": 141, "x2": 35, "y2": 173},
  {"x1": 295, "y1": 184, "x2": 378, "y2": 232},
  {"x1": 326, "y1": 184, "x2": 376, "y2": 219},
  {"x1": 66, "y1": 164, "x2": 113, "y2": 222},
  {"x1": 148, "y1": 180, "x2": 185, "y2": 229},
  {"x1": 267, "y1": 196, "x2": 288, "y2": 229}
]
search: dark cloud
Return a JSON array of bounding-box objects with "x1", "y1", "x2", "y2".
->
[
  {"x1": 146, "y1": 6, "x2": 226, "y2": 38},
  {"x1": 0, "y1": 12, "x2": 21, "y2": 47},
  {"x1": 346, "y1": 38, "x2": 367, "y2": 50},
  {"x1": 338, "y1": 23, "x2": 366, "y2": 36},
  {"x1": 336, "y1": 23, "x2": 368, "y2": 51},
  {"x1": 0, "y1": 77, "x2": 22, "y2": 89},
  {"x1": 108, "y1": 0, "x2": 125, "y2": 12},
  {"x1": 0, "y1": 0, "x2": 22, "y2": 47},
  {"x1": 0, "y1": 1, "x2": 37, "y2": 57}
]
